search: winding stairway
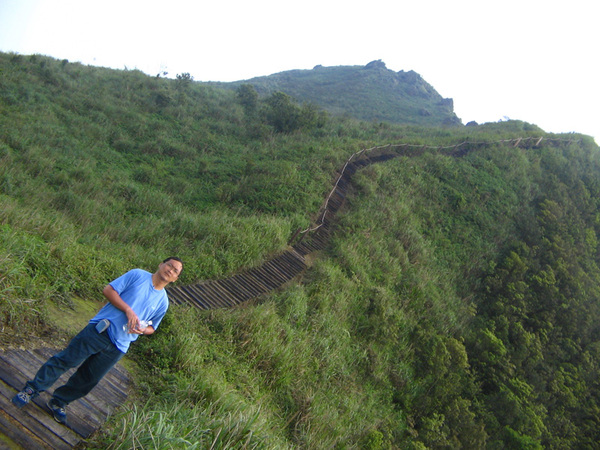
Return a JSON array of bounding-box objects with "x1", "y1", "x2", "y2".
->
[{"x1": 0, "y1": 137, "x2": 569, "y2": 448}]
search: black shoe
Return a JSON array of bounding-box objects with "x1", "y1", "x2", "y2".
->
[
  {"x1": 47, "y1": 398, "x2": 67, "y2": 424},
  {"x1": 12, "y1": 387, "x2": 36, "y2": 408}
]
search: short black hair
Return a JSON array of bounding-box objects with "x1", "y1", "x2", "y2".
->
[{"x1": 163, "y1": 256, "x2": 183, "y2": 275}]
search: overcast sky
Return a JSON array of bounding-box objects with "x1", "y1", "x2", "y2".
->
[{"x1": 1, "y1": 0, "x2": 598, "y2": 143}]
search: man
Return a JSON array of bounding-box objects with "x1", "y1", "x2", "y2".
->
[{"x1": 11, "y1": 257, "x2": 183, "y2": 424}]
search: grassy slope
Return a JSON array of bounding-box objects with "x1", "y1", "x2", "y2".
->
[{"x1": 1, "y1": 52, "x2": 599, "y2": 448}]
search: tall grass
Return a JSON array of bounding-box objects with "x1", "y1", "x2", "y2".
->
[
  {"x1": 3, "y1": 51, "x2": 599, "y2": 448},
  {"x1": 100, "y1": 401, "x2": 272, "y2": 450}
]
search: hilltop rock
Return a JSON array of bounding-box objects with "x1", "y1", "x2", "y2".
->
[{"x1": 365, "y1": 59, "x2": 387, "y2": 70}]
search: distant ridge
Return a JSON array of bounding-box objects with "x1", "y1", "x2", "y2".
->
[{"x1": 207, "y1": 60, "x2": 462, "y2": 127}]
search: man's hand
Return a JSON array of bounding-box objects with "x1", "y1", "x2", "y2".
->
[
  {"x1": 124, "y1": 310, "x2": 142, "y2": 334},
  {"x1": 103, "y1": 284, "x2": 146, "y2": 334},
  {"x1": 124, "y1": 317, "x2": 155, "y2": 335}
]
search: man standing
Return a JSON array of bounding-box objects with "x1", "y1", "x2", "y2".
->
[{"x1": 11, "y1": 257, "x2": 183, "y2": 424}]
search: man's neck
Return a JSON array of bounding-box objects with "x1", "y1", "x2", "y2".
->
[{"x1": 152, "y1": 272, "x2": 168, "y2": 290}]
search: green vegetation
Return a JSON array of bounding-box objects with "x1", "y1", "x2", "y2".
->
[{"x1": 1, "y1": 51, "x2": 599, "y2": 448}]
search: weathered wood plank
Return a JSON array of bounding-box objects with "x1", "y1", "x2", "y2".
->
[
  {"x1": 1, "y1": 350, "x2": 102, "y2": 436},
  {"x1": 0, "y1": 380, "x2": 78, "y2": 448},
  {"x1": 0, "y1": 404, "x2": 58, "y2": 450},
  {"x1": 0, "y1": 347, "x2": 131, "y2": 448}
]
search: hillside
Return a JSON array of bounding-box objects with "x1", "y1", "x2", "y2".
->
[
  {"x1": 1, "y1": 51, "x2": 600, "y2": 448},
  {"x1": 208, "y1": 60, "x2": 462, "y2": 127}
]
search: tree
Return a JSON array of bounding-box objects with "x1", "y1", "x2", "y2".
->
[
  {"x1": 263, "y1": 91, "x2": 302, "y2": 133},
  {"x1": 236, "y1": 84, "x2": 258, "y2": 115},
  {"x1": 175, "y1": 72, "x2": 193, "y2": 90}
]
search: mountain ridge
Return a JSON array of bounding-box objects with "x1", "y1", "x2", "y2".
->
[{"x1": 207, "y1": 59, "x2": 462, "y2": 127}]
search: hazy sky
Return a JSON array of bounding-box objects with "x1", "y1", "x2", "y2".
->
[{"x1": 1, "y1": 0, "x2": 598, "y2": 143}]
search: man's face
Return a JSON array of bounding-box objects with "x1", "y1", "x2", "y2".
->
[{"x1": 160, "y1": 259, "x2": 183, "y2": 282}]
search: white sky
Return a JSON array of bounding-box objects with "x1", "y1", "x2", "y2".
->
[{"x1": 1, "y1": 0, "x2": 598, "y2": 143}]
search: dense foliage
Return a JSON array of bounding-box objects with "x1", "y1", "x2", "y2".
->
[{"x1": 1, "y1": 51, "x2": 599, "y2": 448}]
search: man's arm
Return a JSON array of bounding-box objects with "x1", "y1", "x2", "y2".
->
[{"x1": 102, "y1": 284, "x2": 154, "y2": 335}]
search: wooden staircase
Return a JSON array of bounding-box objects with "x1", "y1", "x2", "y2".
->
[
  {"x1": 0, "y1": 137, "x2": 562, "y2": 448},
  {"x1": 0, "y1": 347, "x2": 130, "y2": 449}
]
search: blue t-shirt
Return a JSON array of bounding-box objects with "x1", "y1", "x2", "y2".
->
[{"x1": 90, "y1": 269, "x2": 169, "y2": 353}]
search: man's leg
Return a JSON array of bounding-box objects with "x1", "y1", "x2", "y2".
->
[
  {"x1": 51, "y1": 339, "x2": 124, "y2": 406},
  {"x1": 47, "y1": 339, "x2": 124, "y2": 424},
  {"x1": 13, "y1": 323, "x2": 100, "y2": 407},
  {"x1": 26, "y1": 323, "x2": 103, "y2": 394}
]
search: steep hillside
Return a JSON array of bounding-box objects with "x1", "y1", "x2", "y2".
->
[
  {"x1": 1, "y1": 51, "x2": 599, "y2": 448},
  {"x1": 208, "y1": 60, "x2": 462, "y2": 127}
]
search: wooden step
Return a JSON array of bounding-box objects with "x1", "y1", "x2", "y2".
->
[{"x1": 0, "y1": 347, "x2": 130, "y2": 449}]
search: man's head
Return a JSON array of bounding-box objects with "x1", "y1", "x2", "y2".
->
[{"x1": 159, "y1": 257, "x2": 183, "y2": 282}]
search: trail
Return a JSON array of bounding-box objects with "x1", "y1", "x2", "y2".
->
[
  {"x1": 166, "y1": 136, "x2": 565, "y2": 308},
  {"x1": 0, "y1": 136, "x2": 573, "y2": 448}
]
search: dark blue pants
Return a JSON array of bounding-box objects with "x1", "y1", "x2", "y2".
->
[{"x1": 26, "y1": 323, "x2": 125, "y2": 407}]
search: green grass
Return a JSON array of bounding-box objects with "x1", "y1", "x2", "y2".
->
[{"x1": 2, "y1": 51, "x2": 600, "y2": 448}]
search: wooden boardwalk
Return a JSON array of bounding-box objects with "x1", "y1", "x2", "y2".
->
[
  {"x1": 0, "y1": 157, "x2": 346, "y2": 449},
  {"x1": 0, "y1": 347, "x2": 130, "y2": 449},
  {"x1": 0, "y1": 169, "x2": 341, "y2": 449},
  {"x1": 0, "y1": 137, "x2": 558, "y2": 448},
  {"x1": 165, "y1": 155, "x2": 353, "y2": 309}
]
